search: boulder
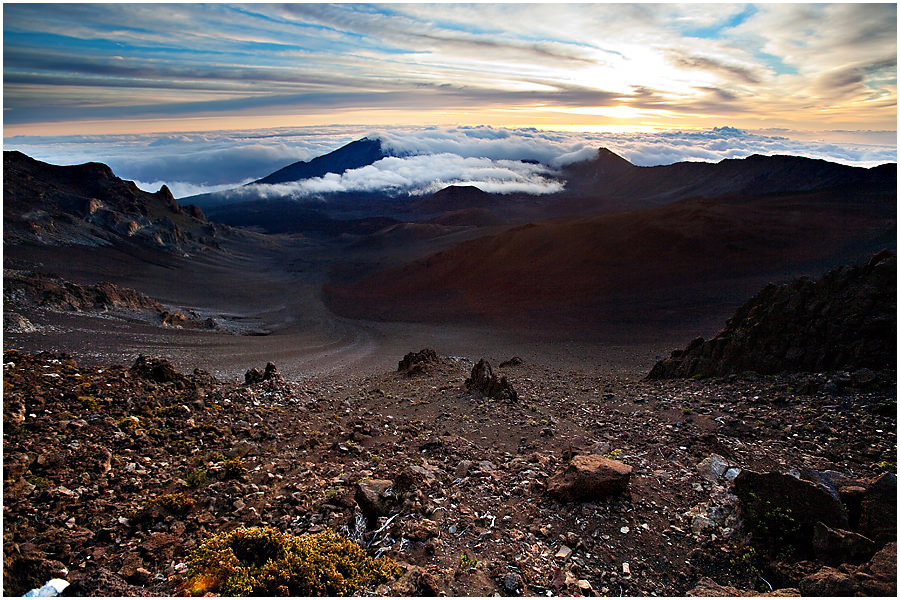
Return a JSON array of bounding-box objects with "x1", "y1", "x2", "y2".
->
[
  {"x1": 800, "y1": 542, "x2": 897, "y2": 597},
  {"x1": 355, "y1": 479, "x2": 396, "y2": 524},
  {"x1": 812, "y1": 522, "x2": 877, "y2": 566},
  {"x1": 244, "y1": 362, "x2": 283, "y2": 385},
  {"x1": 858, "y1": 472, "x2": 896, "y2": 542},
  {"x1": 465, "y1": 359, "x2": 518, "y2": 401},
  {"x1": 397, "y1": 348, "x2": 439, "y2": 376},
  {"x1": 130, "y1": 355, "x2": 181, "y2": 383},
  {"x1": 547, "y1": 455, "x2": 632, "y2": 502},
  {"x1": 732, "y1": 470, "x2": 846, "y2": 555}
]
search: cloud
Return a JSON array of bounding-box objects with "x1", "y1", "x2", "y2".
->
[
  {"x1": 214, "y1": 153, "x2": 565, "y2": 201},
  {"x1": 5, "y1": 126, "x2": 895, "y2": 201}
]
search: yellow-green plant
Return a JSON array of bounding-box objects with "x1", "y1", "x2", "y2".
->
[{"x1": 184, "y1": 526, "x2": 401, "y2": 596}]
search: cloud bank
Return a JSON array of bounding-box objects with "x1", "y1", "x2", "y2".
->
[{"x1": 5, "y1": 125, "x2": 895, "y2": 199}]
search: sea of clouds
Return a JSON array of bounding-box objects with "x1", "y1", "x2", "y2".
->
[{"x1": 5, "y1": 125, "x2": 895, "y2": 199}]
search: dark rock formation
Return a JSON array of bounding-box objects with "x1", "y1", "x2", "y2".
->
[
  {"x1": 858, "y1": 473, "x2": 897, "y2": 542},
  {"x1": 733, "y1": 470, "x2": 847, "y2": 553},
  {"x1": 4, "y1": 271, "x2": 164, "y2": 313},
  {"x1": 649, "y1": 250, "x2": 896, "y2": 378},
  {"x1": 244, "y1": 362, "x2": 283, "y2": 385},
  {"x1": 465, "y1": 359, "x2": 518, "y2": 401},
  {"x1": 355, "y1": 479, "x2": 396, "y2": 525},
  {"x1": 397, "y1": 348, "x2": 440, "y2": 377},
  {"x1": 130, "y1": 356, "x2": 182, "y2": 384},
  {"x1": 799, "y1": 542, "x2": 896, "y2": 596},
  {"x1": 499, "y1": 356, "x2": 523, "y2": 368},
  {"x1": 547, "y1": 455, "x2": 632, "y2": 502},
  {"x1": 812, "y1": 522, "x2": 877, "y2": 566},
  {"x1": 3, "y1": 151, "x2": 221, "y2": 252}
]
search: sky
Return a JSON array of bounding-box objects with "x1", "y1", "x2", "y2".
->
[
  {"x1": 3, "y1": 2, "x2": 897, "y2": 135},
  {"x1": 2, "y1": 3, "x2": 897, "y2": 198}
]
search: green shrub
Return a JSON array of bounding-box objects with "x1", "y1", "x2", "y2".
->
[
  {"x1": 459, "y1": 553, "x2": 478, "y2": 569},
  {"x1": 219, "y1": 457, "x2": 247, "y2": 480},
  {"x1": 151, "y1": 492, "x2": 196, "y2": 516},
  {"x1": 184, "y1": 526, "x2": 401, "y2": 596},
  {"x1": 186, "y1": 466, "x2": 208, "y2": 488}
]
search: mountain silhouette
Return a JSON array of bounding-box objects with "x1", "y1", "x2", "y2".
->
[{"x1": 253, "y1": 137, "x2": 386, "y2": 185}]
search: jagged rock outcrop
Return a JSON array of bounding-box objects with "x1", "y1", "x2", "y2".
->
[
  {"x1": 3, "y1": 151, "x2": 218, "y2": 252},
  {"x1": 799, "y1": 542, "x2": 896, "y2": 596},
  {"x1": 648, "y1": 250, "x2": 896, "y2": 378},
  {"x1": 130, "y1": 356, "x2": 182, "y2": 384},
  {"x1": 465, "y1": 359, "x2": 518, "y2": 401},
  {"x1": 4, "y1": 271, "x2": 165, "y2": 313},
  {"x1": 244, "y1": 362, "x2": 284, "y2": 385},
  {"x1": 397, "y1": 348, "x2": 440, "y2": 377},
  {"x1": 3, "y1": 270, "x2": 208, "y2": 330}
]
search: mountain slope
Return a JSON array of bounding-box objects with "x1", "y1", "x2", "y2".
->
[
  {"x1": 324, "y1": 187, "x2": 897, "y2": 334},
  {"x1": 3, "y1": 151, "x2": 220, "y2": 253},
  {"x1": 253, "y1": 137, "x2": 386, "y2": 185},
  {"x1": 559, "y1": 150, "x2": 897, "y2": 213}
]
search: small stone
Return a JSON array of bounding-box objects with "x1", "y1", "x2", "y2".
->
[
  {"x1": 555, "y1": 545, "x2": 573, "y2": 561},
  {"x1": 501, "y1": 572, "x2": 524, "y2": 595}
]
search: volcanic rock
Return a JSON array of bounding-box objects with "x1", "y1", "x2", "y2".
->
[
  {"x1": 244, "y1": 362, "x2": 283, "y2": 385},
  {"x1": 812, "y1": 522, "x2": 877, "y2": 566},
  {"x1": 732, "y1": 470, "x2": 847, "y2": 554},
  {"x1": 858, "y1": 472, "x2": 897, "y2": 542},
  {"x1": 130, "y1": 355, "x2": 181, "y2": 383},
  {"x1": 547, "y1": 454, "x2": 632, "y2": 502},
  {"x1": 800, "y1": 542, "x2": 897, "y2": 596},
  {"x1": 465, "y1": 359, "x2": 518, "y2": 401},
  {"x1": 687, "y1": 577, "x2": 800, "y2": 597},
  {"x1": 355, "y1": 479, "x2": 396, "y2": 524},
  {"x1": 398, "y1": 348, "x2": 440, "y2": 377},
  {"x1": 649, "y1": 250, "x2": 896, "y2": 378}
]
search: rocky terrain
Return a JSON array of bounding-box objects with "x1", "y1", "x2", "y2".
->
[
  {"x1": 3, "y1": 151, "x2": 221, "y2": 254},
  {"x1": 649, "y1": 250, "x2": 897, "y2": 379},
  {"x1": 3, "y1": 270, "x2": 216, "y2": 335},
  {"x1": 3, "y1": 148, "x2": 897, "y2": 597},
  {"x1": 3, "y1": 343, "x2": 895, "y2": 596}
]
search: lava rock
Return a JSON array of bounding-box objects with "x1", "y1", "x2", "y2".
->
[
  {"x1": 130, "y1": 355, "x2": 181, "y2": 383},
  {"x1": 547, "y1": 455, "x2": 632, "y2": 502},
  {"x1": 465, "y1": 359, "x2": 518, "y2": 401},
  {"x1": 398, "y1": 348, "x2": 440, "y2": 376},
  {"x1": 812, "y1": 522, "x2": 877, "y2": 566},
  {"x1": 649, "y1": 250, "x2": 896, "y2": 378}
]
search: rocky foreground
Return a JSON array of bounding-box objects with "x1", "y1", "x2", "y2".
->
[{"x1": 3, "y1": 347, "x2": 896, "y2": 596}]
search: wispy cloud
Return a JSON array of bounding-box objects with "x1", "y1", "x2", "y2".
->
[{"x1": 3, "y1": 3, "x2": 895, "y2": 133}]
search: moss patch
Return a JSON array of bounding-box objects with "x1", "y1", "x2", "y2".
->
[{"x1": 184, "y1": 526, "x2": 402, "y2": 596}]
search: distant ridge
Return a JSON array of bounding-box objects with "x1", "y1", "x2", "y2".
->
[
  {"x1": 561, "y1": 149, "x2": 897, "y2": 209},
  {"x1": 3, "y1": 151, "x2": 220, "y2": 253},
  {"x1": 253, "y1": 137, "x2": 386, "y2": 185}
]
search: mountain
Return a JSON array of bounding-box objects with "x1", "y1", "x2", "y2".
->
[
  {"x1": 3, "y1": 151, "x2": 221, "y2": 254},
  {"x1": 252, "y1": 137, "x2": 386, "y2": 185},
  {"x1": 324, "y1": 185, "x2": 897, "y2": 334},
  {"x1": 558, "y1": 150, "x2": 897, "y2": 213},
  {"x1": 187, "y1": 138, "x2": 896, "y2": 238}
]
